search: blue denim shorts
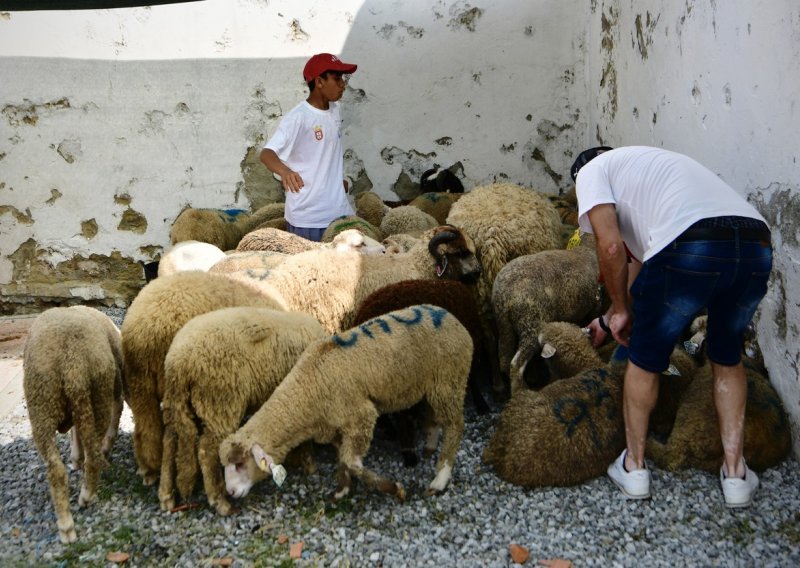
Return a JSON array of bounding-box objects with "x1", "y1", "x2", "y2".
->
[
  {"x1": 286, "y1": 223, "x2": 325, "y2": 242},
  {"x1": 628, "y1": 228, "x2": 772, "y2": 372}
]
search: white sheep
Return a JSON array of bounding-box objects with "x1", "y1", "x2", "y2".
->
[
  {"x1": 446, "y1": 182, "x2": 563, "y2": 399},
  {"x1": 158, "y1": 307, "x2": 327, "y2": 516},
  {"x1": 219, "y1": 304, "x2": 473, "y2": 502},
  {"x1": 239, "y1": 225, "x2": 481, "y2": 334},
  {"x1": 23, "y1": 306, "x2": 124, "y2": 544},
  {"x1": 491, "y1": 233, "x2": 602, "y2": 394},
  {"x1": 157, "y1": 240, "x2": 227, "y2": 278},
  {"x1": 379, "y1": 205, "x2": 439, "y2": 237},
  {"x1": 236, "y1": 227, "x2": 385, "y2": 256},
  {"x1": 121, "y1": 271, "x2": 283, "y2": 485}
]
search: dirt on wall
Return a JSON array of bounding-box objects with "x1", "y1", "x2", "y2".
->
[{"x1": 0, "y1": 239, "x2": 145, "y2": 316}]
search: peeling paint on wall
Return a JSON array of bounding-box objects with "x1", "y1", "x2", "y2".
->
[
  {"x1": 44, "y1": 189, "x2": 61, "y2": 205},
  {"x1": 81, "y1": 219, "x2": 98, "y2": 239},
  {"x1": 0, "y1": 205, "x2": 33, "y2": 225},
  {"x1": 2, "y1": 98, "x2": 71, "y2": 127},
  {"x1": 599, "y1": 6, "x2": 619, "y2": 121},
  {"x1": 448, "y1": 5, "x2": 483, "y2": 32},
  {"x1": 633, "y1": 11, "x2": 660, "y2": 60},
  {"x1": 0, "y1": 239, "x2": 143, "y2": 314}
]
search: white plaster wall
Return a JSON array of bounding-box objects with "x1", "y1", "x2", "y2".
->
[{"x1": 584, "y1": 1, "x2": 800, "y2": 456}]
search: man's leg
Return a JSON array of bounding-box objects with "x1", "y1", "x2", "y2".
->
[
  {"x1": 711, "y1": 361, "x2": 747, "y2": 478},
  {"x1": 622, "y1": 361, "x2": 660, "y2": 470}
]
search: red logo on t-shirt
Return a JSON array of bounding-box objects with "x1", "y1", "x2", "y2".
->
[{"x1": 313, "y1": 126, "x2": 323, "y2": 141}]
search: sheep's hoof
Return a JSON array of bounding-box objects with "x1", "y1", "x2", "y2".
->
[
  {"x1": 215, "y1": 500, "x2": 238, "y2": 517},
  {"x1": 159, "y1": 495, "x2": 175, "y2": 512},
  {"x1": 423, "y1": 486, "x2": 443, "y2": 497},
  {"x1": 57, "y1": 517, "x2": 77, "y2": 544},
  {"x1": 142, "y1": 473, "x2": 158, "y2": 486},
  {"x1": 332, "y1": 485, "x2": 351, "y2": 501},
  {"x1": 77, "y1": 486, "x2": 95, "y2": 508},
  {"x1": 395, "y1": 484, "x2": 406, "y2": 502}
]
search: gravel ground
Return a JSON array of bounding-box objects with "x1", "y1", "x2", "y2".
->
[{"x1": 2, "y1": 308, "x2": 799, "y2": 567}]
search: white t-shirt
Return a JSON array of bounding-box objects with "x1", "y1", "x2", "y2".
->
[
  {"x1": 576, "y1": 146, "x2": 766, "y2": 262},
  {"x1": 265, "y1": 101, "x2": 355, "y2": 228}
]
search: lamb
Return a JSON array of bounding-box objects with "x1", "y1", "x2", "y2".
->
[
  {"x1": 646, "y1": 361, "x2": 792, "y2": 473},
  {"x1": 352, "y1": 279, "x2": 491, "y2": 466},
  {"x1": 23, "y1": 306, "x2": 124, "y2": 543},
  {"x1": 241, "y1": 225, "x2": 481, "y2": 334},
  {"x1": 236, "y1": 227, "x2": 385, "y2": 255},
  {"x1": 446, "y1": 182, "x2": 563, "y2": 399},
  {"x1": 320, "y1": 214, "x2": 384, "y2": 243},
  {"x1": 170, "y1": 203, "x2": 285, "y2": 250},
  {"x1": 379, "y1": 205, "x2": 438, "y2": 237},
  {"x1": 157, "y1": 240, "x2": 227, "y2": 278},
  {"x1": 121, "y1": 271, "x2": 282, "y2": 484},
  {"x1": 491, "y1": 232, "x2": 602, "y2": 395},
  {"x1": 219, "y1": 304, "x2": 473, "y2": 502},
  {"x1": 158, "y1": 307, "x2": 327, "y2": 516},
  {"x1": 408, "y1": 191, "x2": 463, "y2": 225}
]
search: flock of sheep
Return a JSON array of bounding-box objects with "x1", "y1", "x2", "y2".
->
[{"x1": 22, "y1": 182, "x2": 792, "y2": 544}]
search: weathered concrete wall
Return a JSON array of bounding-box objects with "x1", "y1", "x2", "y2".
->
[
  {"x1": 0, "y1": 0, "x2": 585, "y2": 310},
  {"x1": 584, "y1": 1, "x2": 800, "y2": 456},
  {"x1": 1, "y1": 1, "x2": 799, "y2": 451}
]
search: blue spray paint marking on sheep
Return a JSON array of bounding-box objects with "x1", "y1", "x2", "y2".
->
[
  {"x1": 332, "y1": 305, "x2": 449, "y2": 348},
  {"x1": 552, "y1": 375, "x2": 615, "y2": 449}
]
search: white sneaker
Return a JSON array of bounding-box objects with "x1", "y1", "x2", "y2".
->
[
  {"x1": 608, "y1": 449, "x2": 651, "y2": 499},
  {"x1": 721, "y1": 460, "x2": 759, "y2": 508}
]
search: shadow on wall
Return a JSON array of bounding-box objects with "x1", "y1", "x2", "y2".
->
[{"x1": 333, "y1": 0, "x2": 583, "y2": 200}]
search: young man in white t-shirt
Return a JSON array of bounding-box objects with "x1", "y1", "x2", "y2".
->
[
  {"x1": 573, "y1": 146, "x2": 772, "y2": 508},
  {"x1": 260, "y1": 53, "x2": 357, "y2": 241}
]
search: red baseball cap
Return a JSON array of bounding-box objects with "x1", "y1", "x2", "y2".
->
[{"x1": 302, "y1": 53, "x2": 357, "y2": 83}]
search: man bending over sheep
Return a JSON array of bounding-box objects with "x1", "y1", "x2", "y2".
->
[{"x1": 572, "y1": 146, "x2": 772, "y2": 508}]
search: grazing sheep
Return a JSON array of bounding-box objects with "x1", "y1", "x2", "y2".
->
[
  {"x1": 409, "y1": 192, "x2": 464, "y2": 225},
  {"x1": 354, "y1": 191, "x2": 390, "y2": 228},
  {"x1": 379, "y1": 205, "x2": 439, "y2": 237},
  {"x1": 219, "y1": 304, "x2": 473, "y2": 502},
  {"x1": 236, "y1": 227, "x2": 385, "y2": 256},
  {"x1": 321, "y1": 215, "x2": 384, "y2": 243},
  {"x1": 646, "y1": 361, "x2": 792, "y2": 473},
  {"x1": 121, "y1": 271, "x2": 282, "y2": 484},
  {"x1": 23, "y1": 306, "x2": 124, "y2": 544},
  {"x1": 352, "y1": 279, "x2": 491, "y2": 466},
  {"x1": 158, "y1": 308, "x2": 327, "y2": 516},
  {"x1": 482, "y1": 347, "x2": 628, "y2": 487},
  {"x1": 170, "y1": 203, "x2": 285, "y2": 250},
  {"x1": 492, "y1": 233, "x2": 602, "y2": 395},
  {"x1": 243, "y1": 225, "x2": 481, "y2": 334},
  {"x1": 446, "y1": 183, "x2": 563, "y2": 399},
  {"x1": 157, "y1": 240, "x2": 227, "y2": 278}
]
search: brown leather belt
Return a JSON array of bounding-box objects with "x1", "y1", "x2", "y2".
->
[{"x1": 676, "y1": 226, "x2": 771, "y2": 243}]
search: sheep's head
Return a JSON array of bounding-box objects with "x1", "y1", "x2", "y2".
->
[
  {"x1": 219, "y1": 439, "x2": 284, "y2": 499},
  {"x1": 426, "y1": 225, "x2": 481, "y2": 284},
  {"x1": 332, "y1": 229, "x2": 385, "y2": 255}
]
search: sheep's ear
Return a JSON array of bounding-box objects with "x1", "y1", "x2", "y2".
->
[
  {"x1": 251, "y1": 444, "x2": 271, "y2": 472},
  {"x1": 541, "y1": 343, "x2": 556, "y2": 359}
]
